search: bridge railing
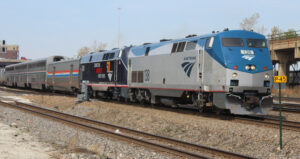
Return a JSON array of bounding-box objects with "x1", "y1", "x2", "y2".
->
[{"x1": 267, "y1": 30, "x2": 300, "y2": 41}]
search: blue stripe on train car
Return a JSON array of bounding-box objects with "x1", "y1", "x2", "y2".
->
[{"x1": 47, "y1": 74, "x2": 78, "y2": 77}]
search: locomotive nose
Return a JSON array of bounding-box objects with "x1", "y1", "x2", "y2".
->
[
  {"x1": 227, "y1": 69, "x2": 272, "y2": 93},
  {"x1": 242, "y1": 96, "x2": 260, "y2": 110}
]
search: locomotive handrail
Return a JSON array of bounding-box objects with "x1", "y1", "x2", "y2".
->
[{"x1": 226, "y1": 93, "x2": 242, "y2": 100}]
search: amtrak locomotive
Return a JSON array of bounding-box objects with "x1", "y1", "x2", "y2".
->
[{"x1": 1, "y1": 30, "x2": 273, "y2": 115}]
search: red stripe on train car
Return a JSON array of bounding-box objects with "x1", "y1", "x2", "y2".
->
[
  {"x1": 85, "y1": 84, "x2": 226, "y2": 92},
  {"x1": 49, "y1": 70, "x2": 79, "y2": 74}
]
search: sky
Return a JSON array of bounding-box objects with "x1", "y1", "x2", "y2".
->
[{"x1": 0, "y1": 0, "x2": 299, "y2": 59}]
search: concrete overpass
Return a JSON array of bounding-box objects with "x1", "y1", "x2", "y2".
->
[{"x1": 269, "y1": 31, "x2": 300, "y2": 85}]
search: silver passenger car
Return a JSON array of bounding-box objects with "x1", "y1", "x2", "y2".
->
[
  {"x1": 5, "y1": 56, "x2": 66, "y2": 89},
  {"x1": 47, "y1": 59, "x2": 80, "y2": 93},
  {"x1": 0, "y1": 68, "x2": 6, "y2": 85}
]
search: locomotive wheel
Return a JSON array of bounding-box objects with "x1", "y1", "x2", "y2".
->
[
  {"x1": 117, "y1": 96, "x2": 124, "y2": 102},
  {"x1": 215, "y1": 108, "x2": 224, "y2": 115},
  {"x1": 129, "y1": 89, "x2": 136, "y2": 103},
  {"x1": 88, "y1": 87, "x2": 94, "y2": 98},
  {"x1": 198, "y1": 107, "x2": 205, "y2": 113},
  {"x1": 48, "y1": 86, "x2": 54, "y2": 93},
  {"x1": 144, "y1": 90, "x2": 151, "y2": 104},
  {"x1": 124, "y1": 98, "x2": 130, "y2": 103},
  {"x1": 72, "y1": 87, "x2": 78, "y2": 96},
  {"x1": 135, "y1": 90, "x2": 142, "y2": 104},
  {"x1": 193, "y1": 93, "x2": 205, "y2": 113}
]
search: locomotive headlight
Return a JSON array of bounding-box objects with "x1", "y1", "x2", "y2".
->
[
  {"x1": 245, "y1": 65, "x2": 250, "y2": 70},
  {"x1": 232, "y1": 73, "x2": 238, "y2": 77},
  {"x1": 264, "y1": 73, "x2": 270, "y2": 79},
  {"x1": 250, "y1": 65, "x2": 256, "y2": 70}
]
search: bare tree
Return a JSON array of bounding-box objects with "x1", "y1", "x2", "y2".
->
[
  {"x1": 240, "y1": 13, "x2": 260, "y2": 31},
  {"x1": 271, "y1": 26, "x2": 281, "y2": 35},
  {"x1": 91, "y1": 40, "x2": 107, "y2": 52},
  {"x1": 77, "y1": 41, "x2": 107, "y2": 58},
  {"x1": 256, "y1": 25, "x2": 267, "y2": 34},
  {"x1": 77, "y1": 46, "x2": 90, "y2": 58},
  {"x1": 240, "y1": 13, "x2": 267, "y2": 34},
  {"x1": 270, "y1": 26, "x2": 283, "y2": 39}
]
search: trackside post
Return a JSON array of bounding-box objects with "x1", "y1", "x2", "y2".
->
[{"x1": 274, "y1": 75, "x2": 287, "y2": 150}]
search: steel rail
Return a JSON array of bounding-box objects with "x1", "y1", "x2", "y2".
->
[
  {"x1": 273, "y1": 96, "x2": 300, "y2": 102},
  {"x1": 272, "y1": 103, "x2": 300, "y2": 113},
  {"x1": 0, "y1": 100, "x2": 255, "y2": 159},
  {"x1": 272, "y1": 107, "x2": 300, "y2": 113},
  {"x1": 234, "y1": 116, "x2": 300, "y2": 132}
]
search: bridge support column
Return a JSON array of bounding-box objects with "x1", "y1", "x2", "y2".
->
[
  {"x1": 269, "y1": 37, "x2": 300, "y2": 87},
  {"x1": 276, "y1": 52, "x2": 294, "y2": 84},
  {"x1": 295, "y1": 46, "x2": 300, "y2": 59},
  {"x1": 271, "y1": 50, "x2": 279, "y2": 60},
  {"x1": 278, "y1": 59, "x2": 289, "y2": 76}
]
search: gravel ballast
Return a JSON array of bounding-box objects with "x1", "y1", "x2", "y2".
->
[
  {"x1": 0, "y1": 105, "x2": 171, "y2": 159},
  {"x1": 0, "y1": 89, "x2": 299, "y2": 158},
  {"x1": 0, "y1": 121, "x2": 55, "y2": 159}
]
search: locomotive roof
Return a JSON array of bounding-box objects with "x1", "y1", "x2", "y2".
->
[
  {"x1": 141, "y1": 30, "x2": 264, "y2": 47},
  {"x1": 79, "y1": 30, "x2": 266, "y2": 61},
  {"x1": 129, "y1": 30, "x2": 265, "y2": 57},
  {"x1": 5, "y1": 56, "x2": 66, "y2": 68},
  {"x1": 80, "y1": 49, "x2": 121, "y2": 64}
]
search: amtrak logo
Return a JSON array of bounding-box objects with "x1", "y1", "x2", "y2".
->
[
  {"x1": 240, "y1": 50, "x2": 255, "y2": 61},
  {"x1": 181, "y1": 62, "x2": 195, "y2": 77},
  {"x1": 242, "y1": 55, "x2": 255, "y2": 61}
]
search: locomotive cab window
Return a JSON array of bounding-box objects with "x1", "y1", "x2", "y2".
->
[
  {"x1": 145, "y1": 47, "x2": 150, "y2": 56},
  {"x1": 103, "y1": 54, "x2": 109, "y2": 60},
  {"x1": 171, "y1": 42, "x2": 186, "y2": 53},
  {"x1": 222, "y1": 38, "x2": 244, "y2": 47},
  {"x1": 246, "y1": 39, "x2": 266, "y2": 48},
  {"x1": 185, "y1": 41, "x2": 197, "y2": 51},
  {"x1": 176, "y1": 42, "x2": 186, "y2": 52},
  {"x1": 53, "y1": 57, "x2": 64, "y2": 62},
  {"x1": 103, "y1": 53, "x2": 115, "y2": 60},
  {"x1": 205, "y1": 37, "x2": 215, "y2": 49},
  {"x1": 108, "y1": 53, "x2": 115, "y2": 59},
  {"x1": 171, "y1": 43, "x2": 178, "y2": 53}
]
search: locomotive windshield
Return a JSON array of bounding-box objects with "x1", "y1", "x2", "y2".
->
[
  {"x1": 246, "y1": 39, "x2": 266, "y2": 48},
  {"x1": 222, "y1": 38, "x2": 244, "y2": 47}
]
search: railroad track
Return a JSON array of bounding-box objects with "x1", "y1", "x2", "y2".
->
[
  {"x1": 272, "y1": 103, "x2": 300, "y2": 113},
  {"x1": 0, "y1": 99, "x2": 254, "y2": 159},
  {"x1": 234, "y1": 115, "x2": 300, "y2": 132},
  {"x1": 1, "y1": 86, "x2": 300, "y2": 132},
  {"x1": 273, "y1": 96, "x2": 300, "y2": 102},
  {"x1": 0, "y1": 86, "x2": 74, "y2": 97},
  {"x1": 3, "y1": 85, "x2": 300, "y2": 115}
]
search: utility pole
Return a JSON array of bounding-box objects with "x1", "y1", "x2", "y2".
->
[{"x1": 117, "y1": 7, "x2": 121, "y2": 48}]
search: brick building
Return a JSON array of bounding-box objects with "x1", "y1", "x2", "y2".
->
[
  {"x1": 0, "y1": 41, "x2": 26, "y2": 68},
  {"x1": 0, "y1": 44, "x2": 19, "y2": 59}
]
